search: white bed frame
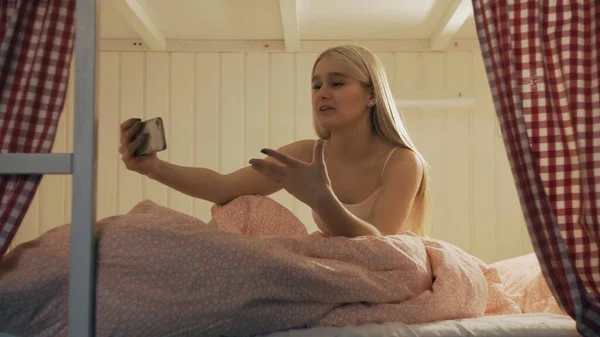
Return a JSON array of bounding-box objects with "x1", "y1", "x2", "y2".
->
[{"x1": 0, "y1": 1, "x2": 98, "y2": 336}]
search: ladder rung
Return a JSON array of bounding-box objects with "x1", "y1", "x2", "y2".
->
[{"x1": 0, "y1": 153, "x2": 73, "y2": 174}]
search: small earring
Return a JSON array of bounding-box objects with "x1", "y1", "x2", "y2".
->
[{"x1": 368, "y1": 101, "x2": 374, "y2": 107}]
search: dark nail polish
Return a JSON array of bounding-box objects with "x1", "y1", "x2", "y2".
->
[{"x1": 260, "y1": 149, "x2": 267, "y2": 154}]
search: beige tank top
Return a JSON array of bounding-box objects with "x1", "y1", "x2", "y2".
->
[{"x1": 311, "y1": 141, "x2": 398, "y2": 232}]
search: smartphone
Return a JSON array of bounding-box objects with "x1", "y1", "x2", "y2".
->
[{"x1": 131, "y1": 117, "x2": 167, "y2": 156}]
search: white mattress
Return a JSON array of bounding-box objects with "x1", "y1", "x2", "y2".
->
[
  {"x1": 261, "y1": 314, "x2": 579, "y2": 337},
  {"x1": 0, "y1": 314, "x2": 578, "y2": 337}
]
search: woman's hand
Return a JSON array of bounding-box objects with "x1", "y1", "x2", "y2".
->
[
  {"x1": 119, "y1": 118, "x2": 160, "y2": 176},
  {"x1": 249, "y1": 139, "x2": 331, "y2": 209}
]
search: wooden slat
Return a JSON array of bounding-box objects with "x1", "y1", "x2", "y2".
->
[
  {"x1": 470, "y1": 50, "x2": 497, "y2": 263},
  {"x1": 376, "y1": 52, "x2": 396, "y2": 94},
  {"x1": 111, "y1": 0, "x2": 166, "y2": 50},
  {"x1": 220, "y1": 53, "x2": 245, "y2": 175},
  {"x1": 168, "y1": 52, "x2": 195, "y2": 215},
  {"x1": 244, "y1": 53, "x2": 270, "y2": 164},
  {"x1": 418, "y1": 53, "x2": 448, "y2": 241},
  {"x1": 430, "y1": 0, "x2": 473, "y2": 50},
  {"x1": 143, "y1": 52, "x2": 170, "y2": 208},
  {"x1": 445, "y1": 51, "x2": 472, "y2": 252},
  {"x1": 495, "y1": 125, "x2": 525, "y2": 261},
  {"x1": 278, "y1": 0, "x2": 300, "y2": 51},
  {"x1": 97, "y1": 52, "x2": 120, "y2": 220},
  {"x1": 269, "y1": 53, "x2": 296, "y2": 213},
  {"x1": 117, "y1": 52, "x2": 145, "y2": 214},
  {"x1": 193, "y1": 53, "x2": 221, "y2": 221},
  {"x1": 293, "y1": 53, "x2": 318, "y2": 231}
]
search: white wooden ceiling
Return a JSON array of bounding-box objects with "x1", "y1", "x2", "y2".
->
[{"x1": 99, "y1": 0, "x2": 478, "y2": 51}]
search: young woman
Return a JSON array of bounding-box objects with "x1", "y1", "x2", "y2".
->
[{"x1": 119, "y1": 45, "x2": 431, "y2": 238}]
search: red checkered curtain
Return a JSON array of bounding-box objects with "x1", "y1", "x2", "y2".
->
[
  {"x1": 0, "y1": 0, "x2": 75, "y2": 259},
  {"x1": 472, "y1": 1, "x2": 599, "y2": 335}
]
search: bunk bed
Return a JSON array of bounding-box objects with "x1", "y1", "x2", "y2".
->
[
  {"x1": 0, "y1": 0, "x2": 598, "y2": 337},
  {"x1": 0, "y1": 0, "x2": 97, "y2": 336}
]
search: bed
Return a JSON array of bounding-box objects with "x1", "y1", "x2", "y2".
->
[
  {"x1": 262, "y1": 314, "x2": 579, "y2": 337},
  {"x1": 0, "y1": 0, "x2": 97, "y2": 336},
  {"x1": 0, "y1": 196, "x2": 580, "y2": 337},
  {"x1": 0, "y1": 315, "x2": 580, "y2": 337}
]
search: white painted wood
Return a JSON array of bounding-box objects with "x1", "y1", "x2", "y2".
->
[
  {"x1": 395, "y1": 96, "x2": 476, "y2": 109},
  {"x1": 117, "y1": 52, "x2": 144, "y2": 215},
  {"x1": 495, "y1": 125, "x2": 527, "y2": 261},
  {"x1": 418, "y1": 53, "x2": 449, "y2": 241},
  {"x1": 99, "y1": 39, "x2": 482, "y2": 53},
  {"x1": 294, "y1": 53, "x2": 319, "y2": 231},
  {"x1": 279, "y1": 0, "x2": 300, "y2": 51},
  {"x1": 168, "y1": 52, "x2": 195, "y2": 215},
  {"x1": 376, "y1": 52, "x2": 396, "y2": 94},
  {"x1": 269, "y1": 53, "x2": 296, "y2": 212},
  {"x1": 63, "y1": 61, "x2": 74, "y2": 225},
  {"x1": 430, "y1": 0, "x2": 473, "y2": 51},
  {"x1": 445, "y1": 51, "x2": 472, "y2": 252},
  {"x1": 111, "y1": 0, "x2": 166, "y2": 50},
  {"x1": 193, "y1": 53, "x2": 221, "y2": 221},
  {"x1": 394, "y1": 53, "x2": 423, "y2": 211},
  {"x1": 244, "y1": 53, "x2": 270, "y2": 163},
  {"x1": 143, "y1": 52, "x2": 170, "y2": 209},
  {"x1": 97, "y1": 52, "x2": 120, "y2": 220},
  {"x1": 100, "y1": 0, "x2": 479, "y2": 41},
  {"x1": 470, "y1": 50, "x2": 498, "y2": 263},
  {"x1": 0, "y1": 154, "x2": 71, "y2": 174},
  {"x1": 12, "y1": 48, "x2": 530, "y2": 264},
  {"x1": 220, "y1": 54, "x2": 245, "y2": 175}
]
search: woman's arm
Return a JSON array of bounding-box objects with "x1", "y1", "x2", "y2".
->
[
  {"x1": 314, "y1": 148, "x2": 423, "y2": 237},
  {"x1": 146, "y1": 140, "x2": 315, "y2": 205}
]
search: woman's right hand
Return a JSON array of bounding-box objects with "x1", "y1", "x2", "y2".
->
[{"x1": 119, "y1": 118, "x2": 160, "y2": 176}]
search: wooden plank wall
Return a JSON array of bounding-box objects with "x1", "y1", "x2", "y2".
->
[{"x1": 11, "y1": 47, "x2": 532, "y2": 263}]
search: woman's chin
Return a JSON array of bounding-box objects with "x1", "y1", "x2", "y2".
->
[{"x1": 316, "y1": 114, "x2": 340, "y2": 127}]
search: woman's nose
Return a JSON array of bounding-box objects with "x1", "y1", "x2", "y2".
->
[{"x1": 318, "y1": 86, "x2": 330, "y2": 98}]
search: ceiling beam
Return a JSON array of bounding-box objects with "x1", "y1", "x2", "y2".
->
[
  {"x1": 111, "y1": 0, "x2": 166, "y2": 50},
  {"x1": 279, "y1": 0, "x2": 300, "y2": 51},
  {"x1": 430, "y1": 0, "x2": 473, "y2": 51}
]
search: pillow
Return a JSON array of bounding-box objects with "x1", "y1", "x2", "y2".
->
[{"x1": 491, "y1": 253, "x2": 566, "y2": 315}]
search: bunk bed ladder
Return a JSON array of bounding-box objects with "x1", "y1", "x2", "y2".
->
[{"x1": 0, "y1": 0, "x2": 98, "y2": 336}]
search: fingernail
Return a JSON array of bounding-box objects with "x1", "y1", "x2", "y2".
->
[{"x1": 260, "y1": 149, "x2": 267, "y2": 154}]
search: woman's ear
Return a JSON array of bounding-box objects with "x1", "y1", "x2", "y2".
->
[
  {"x1": 368, "y1": 87, "x2": 375, "y2": 103},
  {"x1": 368, "y1": 90, "x2": 376, "y2": 107}
]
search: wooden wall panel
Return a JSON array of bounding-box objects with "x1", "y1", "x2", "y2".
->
[{"x1": 12, "y1": 48, "x2": 532, "y2": 263}]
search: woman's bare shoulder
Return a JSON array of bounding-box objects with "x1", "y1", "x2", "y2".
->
[
  {"x1": 382, "y1": 147, "x2": 423, "y2": 179},
  {"x1": 276, "y1": 139, "x2": 318, "y2": 162}
]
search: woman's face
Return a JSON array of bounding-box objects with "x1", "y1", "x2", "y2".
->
[{"x1": 311, "y1": 57, "x2": 372, "y2": 131}]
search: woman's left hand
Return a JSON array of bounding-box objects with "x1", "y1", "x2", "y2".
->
[{"x1": 249, "y1": 139, "x2": 331, "y2": 209}]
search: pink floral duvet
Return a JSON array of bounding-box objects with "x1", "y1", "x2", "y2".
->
[{"x1": 0, "y1": 196, "x2": 561, "y2": 337}]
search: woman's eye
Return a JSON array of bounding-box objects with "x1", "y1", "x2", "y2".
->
[
  {"x1": 312, "y1": 84, "x2": 321, "y2": 90},
  {"x1": 332, "y1": 82, "x2": 344, "y2": 87}
]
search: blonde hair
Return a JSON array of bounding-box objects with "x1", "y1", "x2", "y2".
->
[{"x1": 311, "y1": 44, "x2": 432, "y2": 237}]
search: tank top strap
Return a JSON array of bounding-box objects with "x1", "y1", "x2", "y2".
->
[{"x1": 381, "y1": 147, "x2": 398, "y2": 175}]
